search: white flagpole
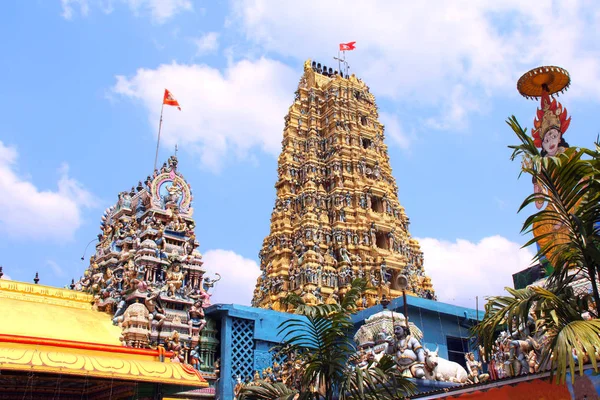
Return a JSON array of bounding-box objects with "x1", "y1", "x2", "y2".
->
[{"x1": 153, "y1": 101, "x2": 165, "y2": 172}]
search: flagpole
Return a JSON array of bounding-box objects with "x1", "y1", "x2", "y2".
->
[
  {"x1": 337, "y1": 49, "x2": 341, "y2": 74},
  {"x1": 153, "y1": 102, "x2": 165, "y2": 172},
  {"x1": 343, "y1": 50, "x2": 346, "y2": 76}
]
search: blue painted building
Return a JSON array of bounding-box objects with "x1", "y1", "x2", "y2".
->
[{"x1": 206, "y1": 297, "x2": 483, "y2": 399}]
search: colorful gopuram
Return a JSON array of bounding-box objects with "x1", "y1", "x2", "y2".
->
[
  {"x1": 74, "y1": 155, "x2": 220, "y2": 379},
  {"x1": 252, "y1": 59, "x2": 435, "y2": 310}
]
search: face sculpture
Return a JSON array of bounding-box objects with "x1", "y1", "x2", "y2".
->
[
  {"x1": 542, "y1": 128, "x2": 561, "y2": 156},
  {"x1": 394, "y1": 324, "x2": 407, "y2": 339}
]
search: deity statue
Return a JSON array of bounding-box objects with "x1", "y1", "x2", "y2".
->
[
  {"x1": 514, "y1": 67, "x2": 573, "y2": 266},
  {"x1": 465, "y1": 352, "x2": 489, "y2": 383},
  {"x1": 339, "y1": 247, "x2": 352, "y2": 264},
  {"x1": 387, "y1": 317, "x2": 426, "y2": 379},
  {"x1": 166, "y1": 331, "x2": 185, "y2": 362},
  {"x1": 163, "y1": 262, "x2": 185, "y2": 297},
  {"x1": 190, "y1": 343, "x2": 202, "y2": 371},
  {"x1": 163, "y1": 180, "x2": 183, "y2": 206},
  {"x1": 144, "y1": 290, "x2": 166, "y2": 329},
  {"x1": 188, "y1": 299, "x2": 207, "y2": 336}
]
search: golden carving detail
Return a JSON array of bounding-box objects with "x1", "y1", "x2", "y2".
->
[{"x1": 0, "y1": 345, "x2": 207, "y2": 387}]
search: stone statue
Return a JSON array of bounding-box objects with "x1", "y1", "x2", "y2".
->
[
  {"x1": 163, "y1": 262, "x2": 185, "y2": 297},
  {"x1": 339, "y1": 247, "x2": 352, "y2": 265},
  {"x1": 387, "y1": 319, "x2": 426, "y2": 379},
  {"x1": 144, "y1": 290, "x2": 166, "y2": 329},
  {"x1": 465, "y1": 352, "x2": 489, "y2": 383},
  {"x1": 163, "y1": 180, "x2": 183, "y2": 206},
  {"x1": 188, "y1": 299, "x2": 207, "y2": 336}
]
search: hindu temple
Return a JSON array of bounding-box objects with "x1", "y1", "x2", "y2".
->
[
  {"x1": 252, "y1": 59, "x2": 435, "y2": 311},
  {"x1": 1, "y1": 60, "x2": 598, "y2": 400}
]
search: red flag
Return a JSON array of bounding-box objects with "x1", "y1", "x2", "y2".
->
[
  {"x1": 163, "y1": 89, "x2": 181, "y2": 110},
  {"x1": 339, "y1": 41, "x2": 356, "y2": 51}
]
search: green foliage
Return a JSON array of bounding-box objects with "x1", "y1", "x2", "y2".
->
[
  {"x1": 507, "y1": 116, "x2": 600, "y2": 302},
  {"x1": 239, "y1": 279, "x2": 415, "y2": 400},
  {"x1": 238, "y1": 381, "x2": 299, "y2": 400},
  {"x1": 474, "y1": 116, "x2": 600, "y2": 384}
]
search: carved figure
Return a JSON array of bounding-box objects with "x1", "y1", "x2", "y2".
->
[
  {"x1": 465, "y1": 352, "x2": 489, "y2": 383},
  {"x1": 144, "y1": 290, "x2": 166, "y2": 329},
  {"x1": 387, "y1": 320, "x2": 426, "y2": 379},
  {"x1": 188, "y1": 299, "x2": 207, "y2": 336}
]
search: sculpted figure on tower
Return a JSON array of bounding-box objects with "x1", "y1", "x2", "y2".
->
[
  {"x1": 75, "y1": 155, "x2": 220, "y2": 359},
  {"x1": 252, "y1": 59, "x2": 435, "y2": 310}
]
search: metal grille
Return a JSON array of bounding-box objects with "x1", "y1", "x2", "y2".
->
[{"x1": 231, "y1": 318, "x2": 255, "y2": 380}]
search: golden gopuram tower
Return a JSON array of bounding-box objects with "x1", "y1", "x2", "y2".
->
[{"x1": 252, "y1": 59, "x2": 435, "y2": 310}]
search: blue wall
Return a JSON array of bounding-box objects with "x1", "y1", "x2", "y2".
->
[{"x1": 206, "y1": 297, "x2": 483, "y2": 399}]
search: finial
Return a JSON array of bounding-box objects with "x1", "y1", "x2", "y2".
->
[
  {"x1": 380, "y1": 295, "x2": 390, "y2": 309},
  {"x1": 34, "y1": 272, "x2": 40, "y2": 284},
  {"x1": 70, "y1": 278, "x2": 75, "y2": 290},
  {"x1": 175, "y1": 144, "x2": 178, "y2": 157}
]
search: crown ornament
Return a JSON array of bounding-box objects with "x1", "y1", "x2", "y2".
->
[{"x1": 516, "y1": 66, "x2": 572, "y2": 148}]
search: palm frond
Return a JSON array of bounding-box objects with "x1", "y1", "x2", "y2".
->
[{"x1": 238, "y1": 380, "x2": 299, "y2": 400}]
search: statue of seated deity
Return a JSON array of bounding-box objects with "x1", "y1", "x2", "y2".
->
[{"x1": 163, "y1": 263, "x2": 184, "y2": 297}]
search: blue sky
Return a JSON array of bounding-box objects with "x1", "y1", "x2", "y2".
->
[{"x1": 1, "y1": 0, "x2": 599, "y2": 307}]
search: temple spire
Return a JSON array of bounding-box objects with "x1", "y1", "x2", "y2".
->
[{"x1": 252, "y1": 59, "x2": 435, "y2": 311}]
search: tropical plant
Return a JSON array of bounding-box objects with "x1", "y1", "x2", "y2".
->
[
  {"x1": 506, "y1": 116, "x2": 600, "y2": 315},
  {"x1": 474, "y1": 116, "x2": 600, "y2": 383},
  {"x1": 239, "y1": 279, "x2": 415, "y2": 399}
]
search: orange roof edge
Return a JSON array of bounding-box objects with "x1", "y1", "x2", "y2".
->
[{"x1": 0, "y1": 333, "x2": 174, "y2": 357}]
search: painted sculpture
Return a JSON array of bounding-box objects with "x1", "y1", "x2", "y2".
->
[
  {"x1": 252, "y1": 59, "x2": 435, "y2": 310},
  {"x1": 74, "y1": 155, "x2": 219, "y2": 375},
  {"x1": 517, "y1": 66, "x2": 572, "y2": 266},
  {"x1": 353, "y1": 309, "x2": 469, "y2": 383}
]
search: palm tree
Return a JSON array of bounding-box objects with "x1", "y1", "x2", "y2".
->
[
  {"x1": 239, "y1": 279, "x2": 415, "y2": 399},
  {"x1": 506, "y1": 116, "x2": 600, "y2": 314},
  {"x1": 474, "y1": 116, "x2": 600, "y2": 383}
]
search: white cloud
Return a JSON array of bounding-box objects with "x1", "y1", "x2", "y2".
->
[
  {"x1": 230, "y1": 0, "x2": 600, "y2": 129},
  {"x1": 124, "y1": 0, "x2": 192, "y2": 23},
  {"x1": 46, "y1": 260, "x2": 66, "y2": 277},
  {"x1": 201, "y1": 249, "x2": 260, "y2": 306},
  {"x1": 0, "y1": 274, "x2": 11, "y2": 280},
  {"x1": 60, "y1": 0, "x2": 192, "y2": 23},
  {"x1": 419, "y1": 235, "x2": 535, "y2": 309},
  {"x1": 112, "y1": 58, "x2": 297, "y2": 171},
  {"x1": 379, "y1": 112, "x2": 410, "y2": 150},
  {"x1": 193, "y1": 32, "x2": 220, "y2": 55},
  {"x1": 61, "y1": 0, "x2": 90, "y2": 19},
  {"x1": 0, "y1": 141, "x2": 96, "y2": 241}
]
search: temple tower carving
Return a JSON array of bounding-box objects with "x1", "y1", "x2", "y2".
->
[
  {"x1": 75, "y1": 155, "x2": 219, "y2": 377},
  {"x1": 252, "y1": 60, "x2": 435, "y2": 310}
]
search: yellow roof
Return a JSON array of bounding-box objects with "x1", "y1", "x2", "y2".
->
[
  {"x1": 0, "y1": 279, "x2": 122, "y2": 345},
  {"x1": 0, "y1": 279, "x2": 208, "y2": 388}
]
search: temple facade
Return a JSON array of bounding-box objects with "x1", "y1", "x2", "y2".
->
[
  {"x1": 74, "y1": 155, "x2": 220, "y2": 380},
  {"x1": 252, "y1": 59, "x2": 435, "y2": 310}
]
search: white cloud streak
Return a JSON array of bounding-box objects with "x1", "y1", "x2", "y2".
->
[
  {"x1": 201, "y1": 249, "x2": 260, "y2": 306},
  {"x1": 60, "y1": 0, "x2": 192, "y2": 23},
  {"x1": 230, "y1": 0, "x2": 600, "y2": 130},
  {"x1": 0, "y1": 141, "x2": 96, "y2": 241},
  {"x1": 419, "y1": 235, "x2": 535, "y2": 308},
  {"x1": 193, "y1": 32, "x2": 220, "y2": 56},
  {"x1": 112, "y1": 58, "x2": 298, "y2": 171}
]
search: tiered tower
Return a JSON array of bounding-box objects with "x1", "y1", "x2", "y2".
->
[
  {"x1": 75, "y1": 155, "x2": 219, "y2": 377},
  {"x1": 252, "y1": 60, "x2": 435, "y2": 310}
]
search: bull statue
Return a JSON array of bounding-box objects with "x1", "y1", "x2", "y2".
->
[{"x1": 423, "y1": 347, "x2": 469, "y2": 383}]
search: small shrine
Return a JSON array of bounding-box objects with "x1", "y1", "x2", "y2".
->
[{"x1": 74, "y1": 154, "x2": 220, "y2": 378}]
